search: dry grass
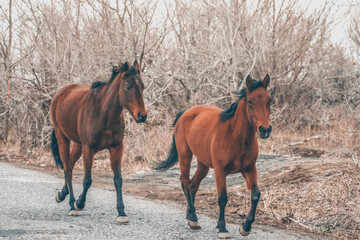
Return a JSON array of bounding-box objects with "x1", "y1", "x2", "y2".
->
[
  {"x1": 259, "y1": 108, "x2": 360, "y2": 165},
  {"x1": 192, "y1": 158, "x2": 360, "y2": 239},
  {"x1": 258, "y1": 159, "x2": 359, "y2": 239}
]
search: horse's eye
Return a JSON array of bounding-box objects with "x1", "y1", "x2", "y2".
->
[
  {"x1": 126, "y1": 85, "x2": 131, "y2": 90},
  {"x1": 248, "y1": 100, "x2": 253, "y2": 104}
]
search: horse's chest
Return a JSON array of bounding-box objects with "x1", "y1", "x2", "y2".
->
[
  {"x1": 90, "y1": 129, "x2": 123, "y2": 150},
  {"x1": 225, "y1": 145, "x2": 258, "y2": 174}
]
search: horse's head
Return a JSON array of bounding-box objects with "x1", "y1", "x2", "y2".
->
[
  {"x1": 245, "y1": 74, "x2": 272, "y2": 139},
  {"x1": 118, "y1": 61, "x2": 147, "y2": 123}
]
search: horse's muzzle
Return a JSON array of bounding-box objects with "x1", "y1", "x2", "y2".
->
[
  {"x1": 259, "y1": 125, "x2": 272, "y2": 139},
  {"x1": 136, "y1": 112, "x2": 147, "y2": 123}
]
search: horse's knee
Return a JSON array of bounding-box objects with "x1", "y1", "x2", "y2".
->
[
  {"x1": 83, "y1": 176, "x2": 92, "y2": 189},
  {"x1": 114, "y1": 178, "x2": 122, "y2": 187},
  {"x1": 114, "y1": 172, "x2": 123, "y2": 188},
  {"x1": 251, "y1": 188, "x2": 260, "y2": 203},
  {"x1": 218, "y1": 190, "x2": 228, "y2": 207},
  {"x1": 64, "y1": 169, "x2": 73, "y2": 182},
  {"x1": 180, "y1": 176, "x2": 191, "y2": 189}
]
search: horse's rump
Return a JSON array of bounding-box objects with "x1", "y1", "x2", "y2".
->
[
  {"x1": 173, "y1": 105, "x2": 224, "y2": 167},
  {"x1": 50, "y1": 84, "x2": 90, "y2": 143}
]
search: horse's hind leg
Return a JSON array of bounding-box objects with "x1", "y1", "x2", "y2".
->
[
  {"x1": 240, "y1": 166, "x2": 260, "y2": 236},
  {"x1": 56, "y1": 143, "x2": 82, "y2": 203},
  {"x1": 56, "y1": 132, "x2": 77, "y2": 215},
  {"x1": 178, "y1": 150, "x2": 199, "y2": 229},
  {"x1": 56, "y1": 176, "x2": 69, "y2": 203},
  {"x1": 75, "y1": 145, "x2": 93, "y2": 210},
  {"x1": 188, "y1": 160, "x2": 209, "y2": 228}
]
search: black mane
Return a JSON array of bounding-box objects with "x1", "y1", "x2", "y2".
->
[
  {"x1": 219, "y1": 80, "x2": 264, "y2": 122},
  {"x1": 90, "y1": 62, "x2": 139, "y2": 90},
  {"x1": 91, "y1": 81, "x2": 106, "y2": 89}
]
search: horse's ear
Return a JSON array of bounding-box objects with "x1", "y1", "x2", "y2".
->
[
  {"x1": 133, "y1": 60, "x2": 141, "y2": 73},
  {"x1": 262, "y1": 74, "x2": 270, "y2": 89},
  {"x1": 121, "y1": 62, "x2": 129, "y2": 72},
  {"x1": 112, "y1": 65, "x2": 119, "y2": 72},
  {"x1": 246, "y1": 75, "x2": 253, "y2": 90}
]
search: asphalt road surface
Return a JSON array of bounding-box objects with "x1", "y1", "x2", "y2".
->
[{"x1": 0, "y1": 162, "x2": 315, "y2": 239}]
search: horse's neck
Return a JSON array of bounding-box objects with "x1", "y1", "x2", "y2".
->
[
  {"x1": 231, "y1": 99, "x2": 256, "y2": 143},
  {"x1": 98, "y1": 83, "x2": 123, "y2": 126}
]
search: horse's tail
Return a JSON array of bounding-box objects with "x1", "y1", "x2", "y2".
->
[
  {"x1": 51, "y1": 129, "x2": 64, "y2": 169},
  {"x1": 154, "y1": 109, "x2": 186, "y2": 171}
]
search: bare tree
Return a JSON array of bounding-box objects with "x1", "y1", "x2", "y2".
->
[
  {"x1": 0, "y1": 0, "x2": 14, "y2": 143},
  {"x1": 0, "y1": 0, "x2": 358, "y2": 160}
]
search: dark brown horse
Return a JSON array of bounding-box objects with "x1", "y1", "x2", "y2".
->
[
  {"x1": 155, "y1": 75, "x2": 272, "y2": 238},
  {"x1": 50, "y1": 61, "x2": 146, "y2": 223}
]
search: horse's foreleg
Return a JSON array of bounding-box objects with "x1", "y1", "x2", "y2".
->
[
  {"x1": 214, "y1": 167, "x2": 230, "y2": 239},
  {"x1": 110, "y1": 143, "x2": 128, "y2": 223},
  {"x1": 240, "y1": 166, "x2": 261, "y2": 236},
  {"x1": 56, "y1": 143, "x2": 82, "y2": 203},
  {"x1": 75, "y1": 145, "x2": 93, "y2": 210}
]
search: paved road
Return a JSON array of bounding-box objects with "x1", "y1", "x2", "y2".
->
[{"x1": 0, "y1": 162, "x2": 314, "y2": 239}]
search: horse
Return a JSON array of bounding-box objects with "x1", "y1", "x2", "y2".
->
[
  {"x1": 50, "y1": 60, "x2": 147, "y2": 223},
  {"x1": 155, "y1": 74, "x2": 272, "y2": 238}
]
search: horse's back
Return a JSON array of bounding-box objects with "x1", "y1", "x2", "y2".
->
[
  {"x1": 50, "y1": 84, "x2": 90, "y2": 142},
  {"x1": 175, "y1": 105, "x2": 222, "y2": 132}
]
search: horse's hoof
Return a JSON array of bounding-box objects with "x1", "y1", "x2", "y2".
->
[
  {"x1": 218, "y1": 232, "x2": 231, "y2": 239},
  {"x1": 55, "y1": 192, "x2": 62, "y2": 203},
  {"x1": 188, "y1": 220, "x2": 201, "y2": 229},
  {"x1": 74, "y1": 201, "x2": 85, "y2": 211},
  {"x1": 68, "y1": 210, "x2": 80, "y2": 216},
  {"x1": 116, "y1": 216, "x2": 129, "y2": 223},
  {"x1": 239, "y1": 224, "x2": 250, "y2": 236}
]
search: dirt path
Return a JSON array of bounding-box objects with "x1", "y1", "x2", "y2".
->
[
  {"x1": 1, "y1": 149, "x2": 358, "y2": 239},
  {"x1": 124, "y1": 155, "x2": 299, "y2": 192},
  {"x1": 0, "y1": 161, "x2": 318, "y2": 239}
]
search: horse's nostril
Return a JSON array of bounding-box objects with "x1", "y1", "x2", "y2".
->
[
  {"x1": 259, "y1": 125, "x2": 272, "y2": 137},
  {"x1": 259, "y1": 126, "x2": 265, "y2": 134},
  {"x1": 137, "y1": 112, "x2": 146, "y2": 122}
]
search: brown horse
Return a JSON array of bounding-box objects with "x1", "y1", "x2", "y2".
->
[
  {"x1": 50, "y1": 61, "x2": 146, "y2": 223},
  {"x1": 155, "y1": 75, "x2": 272, "y2": 238}
]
